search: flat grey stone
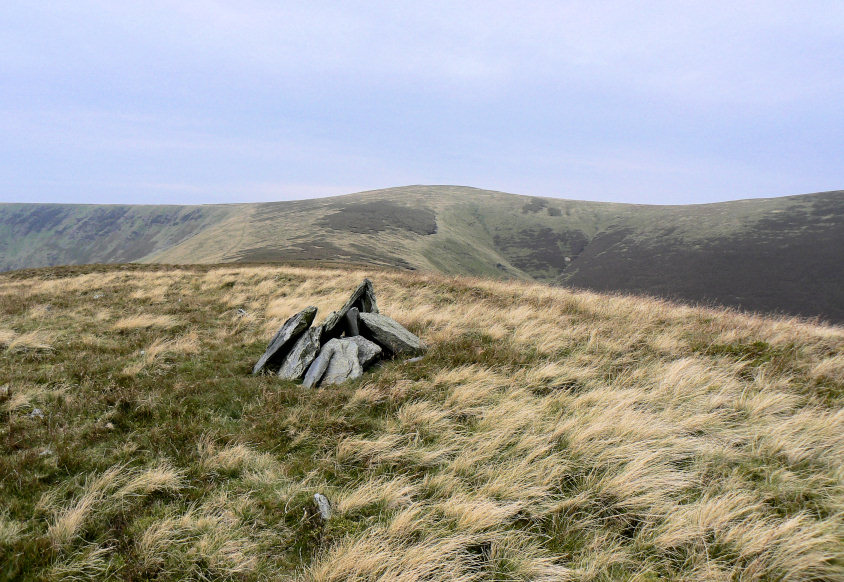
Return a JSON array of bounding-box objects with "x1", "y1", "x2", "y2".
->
[
  {"x1": 252, "y1": 306, "x2": 317, "y2": 374},
  {"x1": 278, "y1": 325, "x2": 323, "y2": 380},
  {"x1": 302, "y1": 338, "x2": 363, "y2": 387},
  {"x1": 321, "y1": 339, "x2": 363, "y2": 385},
  {"x1": 322, "y1": 279, "x2": 379, "y2": 339},
  {"x1": 345, "y1": 335, "x2": 382, "y2": 367},
  {"x1": 359, "y1": 312, "x2": 426, "y2": 355}
]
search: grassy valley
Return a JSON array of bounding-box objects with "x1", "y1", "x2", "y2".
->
[
  {"x1": 2, "y1": 186, "x2": 843, "y2": 322},
  {"x1": 1, "y1": 264, "x2": 842, "y2": 580}
]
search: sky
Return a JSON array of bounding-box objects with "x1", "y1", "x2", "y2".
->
[{"x1": 1, "y1": 1, "x2": 843, "y2": 205}]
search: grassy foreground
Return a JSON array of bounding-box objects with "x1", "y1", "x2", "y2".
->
[{"x1": 1, "y1": 264, "x2": 842, "y2": 581}]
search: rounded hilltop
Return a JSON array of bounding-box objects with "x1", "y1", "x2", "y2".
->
[{"x1": 2, "y1": 187, "x2": 843, "y2": 322}]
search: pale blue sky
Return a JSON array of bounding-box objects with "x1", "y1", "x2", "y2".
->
[{"x1": 1, "y1": 1, "x2": 842, "y2": 205}]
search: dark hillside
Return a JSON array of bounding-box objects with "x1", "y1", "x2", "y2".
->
[{"x1": 561, "y1": 191, "x2": 844, "y2": 322}]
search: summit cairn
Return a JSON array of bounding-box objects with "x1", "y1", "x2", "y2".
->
[{"x1": 252, "y1": 279, "x2": 426, "y2": 387}]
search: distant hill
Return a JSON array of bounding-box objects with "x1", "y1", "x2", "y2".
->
[{"x1": 2, "y1": 186, "x2": 842, "y2": 322}]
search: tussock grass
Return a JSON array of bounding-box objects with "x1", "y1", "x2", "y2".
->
[
  {"x1": 45, "y1": 462, "x2": 184, "y2": 549},
  {"x1": 3, "y1": 329, "x2": 54, "y2": 352},
  {"x1": 0, "y1": 263, "x2": 842, "y2": 580},
  {"x1": 112, "y1": 313, "x2": 180, "y2": 331},
  {"x1": 122, "y1": 331, "x2": 201, "y2": 375},
  {"x1": 0, "y1": 328, "x2": 17, "y2": 347},
  {"x1": 0, "y1": 511, "x2": 25, "y2": 547}
]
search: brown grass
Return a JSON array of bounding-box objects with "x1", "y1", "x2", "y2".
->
[
  {"x1": 0, "y1": 263, "x2": 841, "y2": 580},
  {"x1": 4, "y1": 329, "x2": 55, "y2": 352},
  {"x1": 112, "y1": 314, "x2": 180, "y2": 331}
]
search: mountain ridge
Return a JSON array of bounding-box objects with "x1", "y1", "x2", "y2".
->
[{"x1": 2, "y1": 185, "x2": 842, "y2": 322}]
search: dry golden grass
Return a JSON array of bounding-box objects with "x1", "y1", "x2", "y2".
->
[
  {"x1": 4, "y1": 329, "x2": 54, "y2": 352},
  {"x1": 1, "y1": 264, "x2": 842, "y2": 580},
  {"x1": 0, "y1": 511, "x2": 25, "y2": 547},
  {"x1": 112, "y1": 314, "x2": 179, "y2": 331},
  {"x1": 0, "y1": 328, "x2": 16, "y2": 347},
  {"x1": 46, "y1": 462, "x2": 183, "y2": 549},
  {"x1": 133, "y1": 503, "x2": 258, "y2": 580},
  {"x1": 122, "y1": 331, "x2": 201, "y2": 375}
]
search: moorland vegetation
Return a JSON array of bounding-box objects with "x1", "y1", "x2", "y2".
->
[{"x1": 1, "y1": 264, "x2": 842, "y2": 580}]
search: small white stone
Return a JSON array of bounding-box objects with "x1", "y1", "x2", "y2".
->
[{"x1": 314, "y1": 493, "x2": 331, "y2": 520}]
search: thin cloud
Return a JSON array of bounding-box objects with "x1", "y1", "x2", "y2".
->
[{"x1": 1, "y1": 1, "x2": 842, "y2": 204}]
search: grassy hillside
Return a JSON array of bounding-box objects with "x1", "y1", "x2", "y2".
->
[
  {"x1": 0, "y1": 203, "x2": 237, "y2": 273},
  {"x1": 2, "y1": 185, "x2": 843, "y2": 321},
  {"x1": 1, "y1": 264, "x2": 842, "y2": 580}
]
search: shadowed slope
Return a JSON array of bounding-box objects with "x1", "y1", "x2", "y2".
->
[{"x1": 561, "y1": 191, "x2": 844, "y2": 322}]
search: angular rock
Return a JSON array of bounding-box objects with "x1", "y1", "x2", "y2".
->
[
  {"x1": 252, "y1": 306, "x2": 317, "y2": 374},
  {"x1": 302, "y1": 347, "x2": 330, "y2": 388},
  {"x1": 359, "y1": 312, "x2": 427, "y2": 355},
  {"x1": 302, "y1": 345, "x2": 332, "y2": 388},
  {"x1": 322, "y1": 340, "x2": 363, "y2": 385},
  {"x1": 345, "y1": 335, "x2": 382, "y2": 367},
  {"x1": 345, "y1": 307, "x2": 360, "y2": 336},
  {"x1": 302, "y1": 338, "x2": 363, "y2": 388},
  {"x1": 278, "y1": 325, "x2": 322, "y2": 380},
  {"x1": 322, "y1": 279, "x2": 379, "y2": 339}
]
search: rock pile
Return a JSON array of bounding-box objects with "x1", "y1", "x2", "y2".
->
[{"x1": 252, "y1": 279, "x2": 426, "y2": 387}]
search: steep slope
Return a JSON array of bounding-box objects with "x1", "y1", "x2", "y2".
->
[
  {"x1": 2, "y1": 186, "x2": 842, "y2": 321},
  {"x1": 0, "y1": 203, "x2": 236, "y2": 272},
  {"x1": 560, "y1": 191, "x2": 844, "y2": 322}
]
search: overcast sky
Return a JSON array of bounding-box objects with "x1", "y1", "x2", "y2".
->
[{"x1": 1, "y1": 1, "x2": 842, "y2": 205}]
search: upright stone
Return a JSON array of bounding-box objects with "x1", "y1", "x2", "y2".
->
[
  {"x1": 252, "y1": 306, "x2": 317, "y2": 374},
  {"x1": 302, "y1": 342, "x2": 333, "y2": 388},
  {"x1": 345, "y1": 335, "x2": 382, "y2": 367},
  {"x1": 345, "y1": 307, "x2": 360, "y2": 336},
  {"x1": 278, "y1": 325, "x2": 322, "y2": 380},
  {"x1": 313, "y1": 493, "x2": 331, "y2": 520},
  {"x1": 321, "y1": 279, "x2": 379, "y2": 339},
  {"x1": 359, "y1": 312, "x2": 426, "y2": 356},
  {"x1": 302, "y1": 338, "x2": 363, "y2": 388}
]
